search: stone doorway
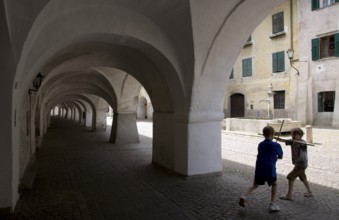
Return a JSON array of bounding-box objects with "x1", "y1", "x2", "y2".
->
[{"x1": 230, "y1": 93, "x2": 245, "y2": 118}]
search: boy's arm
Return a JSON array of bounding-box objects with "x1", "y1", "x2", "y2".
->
[
  {"x1": 293, "y1": 140, "x2": 314, "y2": 146},
  {"x1": 274, "y1": 136, "x2": 287, "y2": 143},
  {"x1": 276, "y1": 144, "x2": 283, "y2": 160}
]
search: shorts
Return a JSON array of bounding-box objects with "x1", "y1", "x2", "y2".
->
[
  {"x1": 254, "y1": 176, "x2": 277, "y2": 186},
  {"x1": 287, "y1": 167, "x2": 307, "y2": 181}
]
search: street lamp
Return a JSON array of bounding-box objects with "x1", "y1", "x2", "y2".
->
[
  {"x1": 28, "y1": 73, "x2": 43, "y2": 94},
  {"x1": 286, "y1": 49, "x2": 299, "y2": 75}
]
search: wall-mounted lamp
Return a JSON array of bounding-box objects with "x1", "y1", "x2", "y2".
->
[
  {"x1": 28, "y1": 73, "x2": 43, "y2": 94},
  {"x1": 286, "y1": 49, "x2": 299, "y2": 75}
]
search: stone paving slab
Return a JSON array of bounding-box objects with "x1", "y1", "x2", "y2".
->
[{"x1": 10, "y1": 118, "x2": 339, "y2": 219}]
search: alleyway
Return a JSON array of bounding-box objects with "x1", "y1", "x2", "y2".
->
[{"x1": 11, "y1": 118, "x2": 339, "y2": 219}]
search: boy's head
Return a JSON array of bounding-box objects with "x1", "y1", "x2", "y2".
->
[
  {"x1": 263, "y1": 126, "x2": 275, "y2": 139},
  {"x1": 291, "y1": 127, "x2": 304, "y2": 140}
]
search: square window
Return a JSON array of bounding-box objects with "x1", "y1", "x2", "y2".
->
[
  {"x1": 318, "y1": 91, "x2": 335, "y2": 112},
  {"x1": 272, "y1": 12, "x2": 284, "y2": 34},
  {"x1": 320, "y1": 35, "x2": 335, "y2": 58},
  {"x1": 274, "y1": 91, "x2": 285, "y2": 109},
  {"x1": 242, "y1": 58, "x2": 252, "y2": 77},
  {"x1": 272, "y1": 51, "x2": 285, "y2": 72}
]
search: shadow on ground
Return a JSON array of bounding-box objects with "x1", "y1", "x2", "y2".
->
[{"x1": 10, "y1": 118, "x2": 339, "y2": 219}]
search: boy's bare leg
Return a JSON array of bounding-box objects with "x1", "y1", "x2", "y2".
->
[
  {"x1": 303, "y1": 179, "x2": 312, "y2": 194},
  {"x1": 271, "y1": 181, "x2": 277, "y2": 203},
  {"x1": 239, "y1": 182, "x2": 258, "y2": 207},
  {"x1": 245, "y1": 182, "x2": 258, "y2": 196},
  {"x1": 287, "y1": 179, "x2": 294, "y2": 198}
]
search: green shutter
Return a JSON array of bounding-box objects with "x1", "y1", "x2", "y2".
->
[
  {"x1": 272, "y1": 12, "x2": 284, "y2": 34},
  {"x1": 336, "y1": 0, "x2": 339, "y2": 3},
  {"x1": 272, "y1": 52, "x2": 284, "y2": 72},
  {"x1": 242, "y1": 58, "x2": 252, "y2": 77},
  {"x1": 272, "y1": 53, "x2": 277, "y2": 72},
  {"x1": 277, "y1": 51, "x2": 285, "y2": 72},
  {"x1": 242, "y1": 60, "x2": 246, "y2": 77},
  {"x1": 312, "y1": 38, "x2": 320, "y2": 61},
  {"x1": 335, "y1": 33, "x2": 339, "y2": 57},
  {"x1": 312, "y1": 0, "x2": 320, "y2": 10}
]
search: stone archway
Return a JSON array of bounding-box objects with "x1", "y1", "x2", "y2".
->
[{"x1": 1, "y1": 1, "x2": 287, "y2": 213}]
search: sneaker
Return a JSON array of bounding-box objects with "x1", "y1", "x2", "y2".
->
[
  {"x1": 239, "y1": 196, "x2": 246, "y2": 207},
  {"x1": 279, "y1": 194, "x2": 293, "y2": 200},
  {"x1": 269, "y1": 203, "x2": 280, "y2": 212},
  {"x1": 304, "y1": 192, "x2": 313, "y2": 197}
]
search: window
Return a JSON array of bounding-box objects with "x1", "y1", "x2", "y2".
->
[
  {"x1": 312, "y1": 33, "x2": 339, "y2": 60},
  {"x1": 321, "y1": 35, "x2": 335, "y2": 57},
  {"x1": 312, "y1": 0, "x2": 339, "y2": 10},
  {"x1": 242, "y1": 58, "x2": 252, "y2": 77},
  {"x1": 272, "y1": 51, "x2": 285, "y2": 72},
  {"x1": 318, "y1": 91, "x2": 335, "y2": 112},
  {"x1": 272, "y1": 12, "x2": 284, "y2": 34},
  {"x1": 229, "y1": 68, "x2": 234, "y2": 79},
  {"x1": 274, "y1": 91, "x2": 285, "y2": 109}
]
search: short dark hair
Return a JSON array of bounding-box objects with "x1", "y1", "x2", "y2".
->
[
  {"x1": 291, "y1": 128, "x2": 304, "y2": 137},
  {"x1": 263, "y1": 126, "x2": 275, "y2": 138}
]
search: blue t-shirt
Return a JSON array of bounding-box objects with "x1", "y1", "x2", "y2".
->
[{"x1": 255, "y1": 139, "x2": 283, "y2": 177}]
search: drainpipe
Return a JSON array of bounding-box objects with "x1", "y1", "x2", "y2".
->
[{"x1": 290, "y1": 0, "x2": 293, "y2": 51}]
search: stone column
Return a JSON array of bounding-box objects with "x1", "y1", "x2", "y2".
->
[
  {"x1": 67, "y1": 108, "x2": 72, "y2": 119},
  {"x1": 110, "y1": 112, "x2": 139, "y2": 144},
  {"x1": 173, "y1": 112, "x2": 223, "y2": 176},
  {"x1": 71, "y1": 107, "x2": 75, "y2": 120},
  {"x1": 95, "y1": 108, "x2": 107, "y2": 131},
  {"x1": 332, "y1": 77, "x2": 339, "y2": 128},
  {"x1": 75, "y1": 109, "x2": 80, "y2": 123},
  {"x1": 85, "y1": 111, "x2": 91, "y2": 127},
  {"x1": 152, "y1": 112, "x2": 175, "y2": 170},
  {"x1": 305, "y1": 125, "x2": 313, "y2": 143}
]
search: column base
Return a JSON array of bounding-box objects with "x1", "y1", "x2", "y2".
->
[
  {"x1": 110, "y1": 113, "x2": 139, "y2": 144},
  {"x1": 152, "y1": 112, "x2": 175, "y2": 170},
  {"x1": 174, "y1": 119, "x2": 223, "y2": 176}
]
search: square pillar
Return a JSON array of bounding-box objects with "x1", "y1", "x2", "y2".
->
[
  {"x1": 152, "y1": 112, "x2": 175, "y2": 170},
  {"x1": 332, "y1": 78, "x2": 339, "y2": 128},
  {"x1": 110, "y1": 112, "x2": 139, "y2": 144},
  {"x1": 174, "y1": 112, "x2": 223, "y2": 176}
]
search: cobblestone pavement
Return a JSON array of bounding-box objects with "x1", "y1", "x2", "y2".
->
[{"x1": 10, "y1": 118, "x2": 339, "y2": 219}]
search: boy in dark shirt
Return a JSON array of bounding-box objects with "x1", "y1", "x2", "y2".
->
[
  {"x1": 275, "y1": 128, "x2": 312, "y2": 200},
  {"x1": 239, "y1": 126, "x2": 283, "y2": 212}
]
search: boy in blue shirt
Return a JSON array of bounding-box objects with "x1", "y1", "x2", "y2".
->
[{"x1": 239, "y1": 126, "x2": 283, "y2": 212}]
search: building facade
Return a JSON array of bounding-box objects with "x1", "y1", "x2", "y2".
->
[
  {"x1": 297, "y1": 0, "x2": 339, "y2": 127},
  {"x1": 224, "y1": 0, "x2": 299, "y2": 120}
]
